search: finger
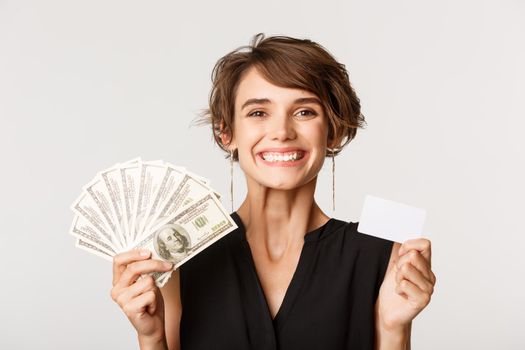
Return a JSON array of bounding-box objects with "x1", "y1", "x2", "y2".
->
[
  {"x1": 122, "y1": 290, "x2": 157, "y2": 318},
  {"x1": 147, "y1": 300, "x2": 156, "y2": 315},
  {"x1": 396, "y1": 249, "x2": 432, "y2": 281},
  {"x1": 112, "y1": 249, "x2": 152, "y2": 285},
  {"x1": 430, "y1": 269, "x2": 437, "y2": 285},
  {"x1": 116, "y1": 259, "x2": 173, "y2": 289},
  {"x1": 395, "y1": 279, "x2": 432, "y2": 310},
  {"x1": 396, "y1": 262, "x2": 434, "y2": 295},
  {"x1": 147, "y1": 288, "x2": 163, "y2": 315},
  {"x1": 399, "y1": 238, "x2": 432, "y2": 264},
  {"x1": 113, "y1": 275, "x2": 157, "y2": 309}
]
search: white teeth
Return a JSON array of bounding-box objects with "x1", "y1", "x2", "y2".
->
[{"x1": 261, "y1": 151, "x2": 304, "y2": 162}]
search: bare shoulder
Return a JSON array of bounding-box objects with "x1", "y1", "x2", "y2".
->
[{"x1": 160, "y1": 269, "x2": 182, "y2": 350}]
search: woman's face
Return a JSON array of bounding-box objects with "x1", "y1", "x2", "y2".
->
[{"x1": 228, "y1": 67, "x2": 329, "y2": 191}]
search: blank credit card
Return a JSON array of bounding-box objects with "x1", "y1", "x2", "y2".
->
[{"x1": 357, "y1": 194, "x2": 426, "y2": 243}]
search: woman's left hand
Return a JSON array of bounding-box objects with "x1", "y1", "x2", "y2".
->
[{"x1": 376, "y1": 238, "x2": 436, "y2": 331}]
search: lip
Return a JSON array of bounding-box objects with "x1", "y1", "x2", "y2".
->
[{"x1": 256, "y1": 148, "x2": 309, "y2": 167}]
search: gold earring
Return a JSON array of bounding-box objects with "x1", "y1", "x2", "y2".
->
[
  {"x1": 230, "y1": 149, "x2": 234, "y2": 212},
  {"x1": 330, "y1": 148, "x2": 335, "y2": 211}
]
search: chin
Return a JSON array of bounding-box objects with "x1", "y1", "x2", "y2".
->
[
  {"x1": 256, "y1": 175, "x2": 313, "y2": 191},
  {"x1": 264, "y1": 182, "x2": 297, "y2": 191},
  {"x1": 243, "y1": 164, "x2": 321, "y2": 191}
]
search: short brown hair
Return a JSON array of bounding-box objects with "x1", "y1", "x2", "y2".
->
[{"x1": 197, "y1": 33, "x2": 366, "y2": 161}]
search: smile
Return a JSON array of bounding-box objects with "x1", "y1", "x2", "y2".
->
[
  {"x1": 256, "y1": 149, "x2": 309, "y2": 167},
  {"x1": 260, "y1": 151, "x2": 305, "y2": 162}
]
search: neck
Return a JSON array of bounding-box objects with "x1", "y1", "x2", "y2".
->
[{"x1": 235, "y1": 176, "x2": 330, "y2": 261}]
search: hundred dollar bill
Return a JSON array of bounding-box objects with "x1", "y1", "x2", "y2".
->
[
  {"x1": 70, "y1": 157, "x2": 236, "y2": 288},
  {"x1": 144, "y1": 174, "x2": 215, "y2": 237},
  {"x1": 76, "y1": 238, "x2": 114, "y2": 262},
  {"x1": 69, "y1": 214, "x2": 117, "y2": 256},
  {"x1": 132, "y1": 161, "x2": 168, "y2": 241},
  {"x1": 99, "y1": 165, "x2": 128, "y2": 248},
  {"x1": 182, "y1": 169, "x2": 210, "y2": 186},
  {"x1": 155, "y1": 270, "x2": 171, "y2": 288},
  {"x1": 165, "y1": 161, "x2": 221, "y2": 200},
  {"x1": 138, "y1": 164, "x2": 187, "y2": 240},
  {"x1": 98, "y1": 158, "x2": 140, "y2": 248},
  {"x1": 120, "y1": 161, "x2": 141, "y2": 246},
  {"x1": 133, "y1": 193, "x2": 238, "y2": 286},
  {"x1": 83, "y1": 174, "x2": 125, "y2": 249},
  {"x1": 71, "y1": 191, "x2": 122, "y2": 249}
]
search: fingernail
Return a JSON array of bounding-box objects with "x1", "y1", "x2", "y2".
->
[
  {"x1": 164, "y1": 261, "x2": 173, "y2": 269},
  {"x1": 139, "y1": 249, "x2": 150, "y2": 257}
]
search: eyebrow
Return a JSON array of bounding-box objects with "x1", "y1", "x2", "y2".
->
[{"x1": 240, "y1": 97, "x2": 322, "y2": 111}]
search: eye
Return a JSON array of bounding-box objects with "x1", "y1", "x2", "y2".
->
[
  {"x1": 247, "y1": 110, "x2": 266, "y2": 117},
  {"x1": 295, "y1": 109, "x2": 318, "y2": 117}
]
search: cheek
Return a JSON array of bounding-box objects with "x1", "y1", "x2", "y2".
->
[
  {"x1": 235, "y1": 122, "x2": 264, "y2": 155},
  {"x1": 300, "y1": 121, "x2": 329, "y2": 148}
]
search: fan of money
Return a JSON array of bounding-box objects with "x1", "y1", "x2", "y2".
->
[{"x1": 69, "y1": 158, "x2": 238, "y2": 287}]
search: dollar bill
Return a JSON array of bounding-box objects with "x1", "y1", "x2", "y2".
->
[
  {"x1": 137, "y1": 164, "x2": 186, "y2": 241},
  {"x1": 69, "y1": 214, "x2": 117, "y2": 256},
  {"x1": 76, "y1": 238, "x2": 114, "y2": 262},
  {"x1": 165, "y1": 161, "x2": 221, "y2": 200},
  {"x1": 99, "y1": 165, "x2": 128, "y2": 247},
  {"x1": 70, "y1": 158, "x2": 235, "y2": 288},
  {"x1": 132, "y1": 161, "x2": 168, "y2": 242},
  {"x1": 133, "y1": 192, "x2": 237, "y2": 286},
  {"x1": 83, "y1": 174, "x2": 125, "y2": 249},
  {"x1": 145, "y1": 174, "x2": 214, "y2": 236},
  {"x1": 120, "y1": 161, "x2": 141, "y2": 246},
  {"x1": 71, "y1": 191, "x2": 121, "y2": 249}
]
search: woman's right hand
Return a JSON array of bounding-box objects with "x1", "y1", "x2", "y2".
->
[{"x1": 110, "y1": 249, "x2": 174, "y2": 348}]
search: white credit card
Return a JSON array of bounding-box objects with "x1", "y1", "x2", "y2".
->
[{"x1": 357, "y1": 194, "x2": 426, "y2": 243}]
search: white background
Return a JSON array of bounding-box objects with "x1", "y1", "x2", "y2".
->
[{"x1": 1, "y1": 0, "x2": 524, "y2": 349}]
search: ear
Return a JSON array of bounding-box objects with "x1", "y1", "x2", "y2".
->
[
  {"x1": 327, "y1": 135, "x2": 340, "y2": 151},
  {"x1": 219, "y1": 125, "x2": 236, "y2": 151}
]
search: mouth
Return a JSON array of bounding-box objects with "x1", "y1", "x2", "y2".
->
[{"x1": 256, "y1": 149, "x2": 308, "y2": 166}]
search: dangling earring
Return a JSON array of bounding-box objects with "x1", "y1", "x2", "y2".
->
[
  {"x1": 331, "y1": 148, "x2": 336, "y2": 211},
  {"x1": 230, "y1": 149, "x2": 234, "y2": 212}
]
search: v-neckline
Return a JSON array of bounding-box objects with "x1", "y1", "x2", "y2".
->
[{"x1": 231, "y1": 211, "x2": 334, "y2": 326}]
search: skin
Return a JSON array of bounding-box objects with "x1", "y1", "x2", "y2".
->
[{"x1": 110, "y1": 66, "x2": 436, "y2": 350}]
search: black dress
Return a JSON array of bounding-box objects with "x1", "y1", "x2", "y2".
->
[{"x1": 179, "y1": 211, "x2": 394, "y2": 350}]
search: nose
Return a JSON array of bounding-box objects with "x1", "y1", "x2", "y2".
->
[{"x1": 267, "y1": 112, "x2": 297, "y2": 141}]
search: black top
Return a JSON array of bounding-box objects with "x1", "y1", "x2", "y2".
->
[{"x1": 179, "y1": 211, "x2": 394, "y2": 350}]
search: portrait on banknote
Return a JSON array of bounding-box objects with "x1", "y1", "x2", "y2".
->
[{"x1": 153, "y1": 223, "x2": 191, "y2": 263}]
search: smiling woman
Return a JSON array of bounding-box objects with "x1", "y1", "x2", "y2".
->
[
  {"x1": 200, "y1": 33, "x2": 366, "y2": 162},
  {"x1": 110, "y1": 33, "x2": 436, "y2": 350}
]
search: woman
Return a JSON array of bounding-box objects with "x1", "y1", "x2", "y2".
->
[{"x1": 110, "y1": 33, "x2": 436, "y2": 350}]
